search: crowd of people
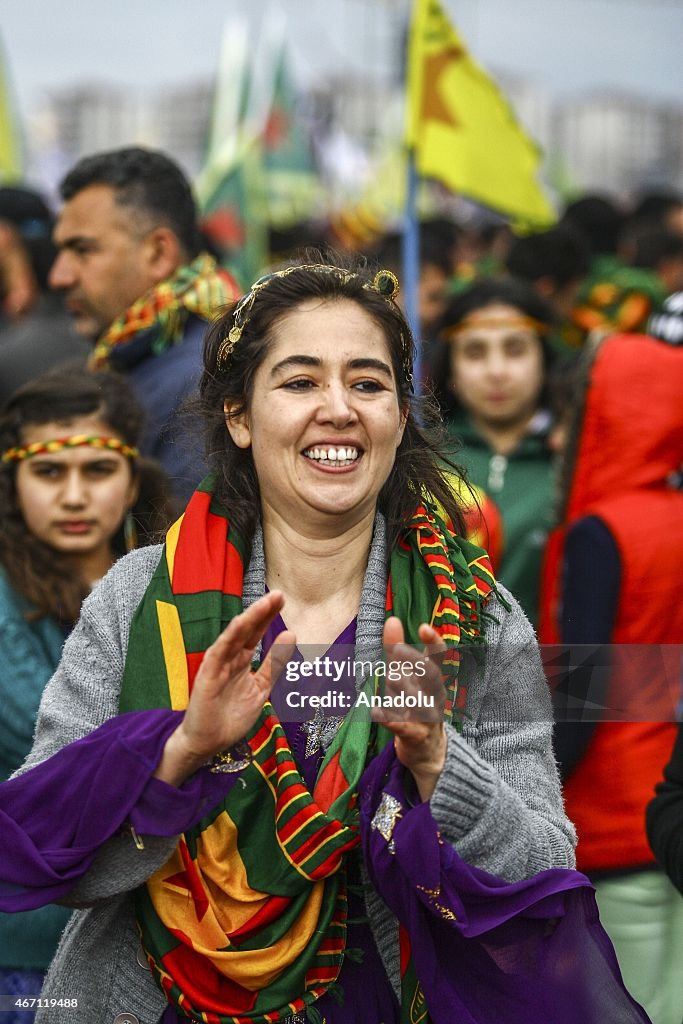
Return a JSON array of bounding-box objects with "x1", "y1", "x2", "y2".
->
[{"x1": 0, "y1": 146, "x2": 681, "y2": 1024}]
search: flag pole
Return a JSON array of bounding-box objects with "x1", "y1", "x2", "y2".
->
[{"x1": 402, "y1": 154, "x2": 421, "y2": 398}]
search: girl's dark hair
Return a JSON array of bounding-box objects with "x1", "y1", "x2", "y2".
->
[
  {"x1": 199, "y1": 251, "x2": 468, "y2": 552},
  {"x1": 432, "y1": 276, "x2": 558, "y2": 416},
  {"x1": 0, "y1": 366, "x2": 174, "y2": 623}
]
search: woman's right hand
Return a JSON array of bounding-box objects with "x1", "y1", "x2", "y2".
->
[{"x1": 154, "y1": 591, "x2": 294, "y2": 786}]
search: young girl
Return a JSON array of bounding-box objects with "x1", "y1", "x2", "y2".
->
[
  {"x1": 0, "y1": 366, "x2": 173, "y2": 1022},
  {"x1": 435, "y1": 277, "x2": 557, "y2": 626}
]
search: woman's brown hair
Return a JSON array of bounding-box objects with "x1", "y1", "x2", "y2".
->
[{"x1": 0, "y1": 366, "x2": 174, "y2": 623}]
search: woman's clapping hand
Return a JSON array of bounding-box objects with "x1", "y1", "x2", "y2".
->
[
  {"x1": 374, "y1": 618, "x2": 448, "y2": 801},
  {"x1": 155, "y1": 592, "x2": 294, "y2": 786}
]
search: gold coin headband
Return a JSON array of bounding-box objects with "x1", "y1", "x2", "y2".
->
[
  {"x1": 216, "y1": 265, "x2": 412, "y2": 387},
  {"x1": 2, "y1": 434, "x2": 139, "y2": 464}
]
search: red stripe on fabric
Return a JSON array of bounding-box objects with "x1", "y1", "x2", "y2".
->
[
  {"x1": 307, "y1": 834, "x2": 360, "y2": 878},
  {"x1": 290, "y1": 816, "x2": 347, "y2": 866},
  {"x1": 171, "y1": 492, "x2": 228, "y2": 593},
  {"x1": 259, "y1": 732, "x2": 292, "y2": 776},
  {"x1": 251, "y1": 715, "x2": 279, "y2": 753},
  {"x1": 418, "y1": 531, "x2": 441, "y2": 544},
  {"x1": 222, "y1": 539, "x2": 246, "y2": 597},
  {"x1": 431, "y1": 572, "x2": 455, "y2": 588},
  {"x1": 163, "y1": 842, "x2": 209, "y2": 922},
  {"x1": 186, "y1": 651, "x2": 204, "y2": 691},
  {"x1": 278, "y1": 802, "x2": 321, "y2": 846},
  {"x1": 268, "y1": 739, "x2": 301, "y2": 778},
  {"x1": 399, "y1": 924, "x2": 411, "y2": 975},
  {"x1": 316, "y1": 938, "x2": 346, "y2": 954},
  {"x1": 276, "y1": 780, "x2": 309, "y2": 813},
  {"x1": 313, "y1": 750, "x2": 349, "y2": 812},
  {"x1": 163, "y1": 930, "x2": 257, "y2": 1013},
  {"x1": 228, "y1": 894, "x2": 291, "y2": 944},
  {"x1": 259, "y1": 752, "x2": 279, "y2": 780},
  {"x1": 424, "y1": 554, "x2": 450, "y2": 571},
  {"x1": 305, "y1": 966, "x2": 340, "y2": 986}
]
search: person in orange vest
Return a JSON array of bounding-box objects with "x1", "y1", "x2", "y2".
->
[{"x1": 539, "y1": 295, "x2": 683, "y2": 1024}]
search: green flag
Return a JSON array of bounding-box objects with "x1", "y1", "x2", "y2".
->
[
  {"x1": 196, "y1": 17, "x2": 268, "y2": 289},
  {"x1": 261, "y1": 8, "x2": 323, "y2": 229}
]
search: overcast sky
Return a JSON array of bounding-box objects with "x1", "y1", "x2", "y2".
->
[{"x1": 2, "y1": 0, "x2": 682, "y2": 117}]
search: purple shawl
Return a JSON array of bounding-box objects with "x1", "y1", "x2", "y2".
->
[
  {"x1": 0, "y1": 711, "x2": 651, "y2": 1023},
  {"x1": 360, "y1": 742, "x2": 651, "y2": 1023}
]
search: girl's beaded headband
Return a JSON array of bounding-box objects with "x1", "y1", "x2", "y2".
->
[
  {"x1": 441, "y1": 314, "x2": 550, "y2": 339},
  {"x1": 2, "y1": 434, "x2": 139, "y2": 464},
  {"x1": 216, "y1": 265, "x2": 412, "y2": 387}
]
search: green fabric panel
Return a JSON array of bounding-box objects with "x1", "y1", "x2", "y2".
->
[{"x1": 446, "y1": 414, "x2": 554, "y2": 626}]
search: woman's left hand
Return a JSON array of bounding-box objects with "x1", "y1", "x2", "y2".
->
[{"x1": 374, "y1": 618, "x2": 448, "y2": 801}]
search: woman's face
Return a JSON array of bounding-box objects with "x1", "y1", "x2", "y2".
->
[
  {"x1": 448, "y1": 302, "x2": 545, "y2": 429},
  {"x1": 225, "y1": 298, "x2": 406, "y2": 530},
  {"x1": 15, "y1": 413, "x2": 138, "y2": 560}
]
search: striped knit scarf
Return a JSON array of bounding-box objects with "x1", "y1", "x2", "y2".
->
[
  {"x1": 88, "y1": 253, "x2": 239, "y2": 369},
  {"x1": 119, "y1": 478, "x2": 496, "y2": 1023}
]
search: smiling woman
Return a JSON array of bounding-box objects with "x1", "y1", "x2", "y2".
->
[
  {"x1": 223, "y1": 298, "x2": 406, "y2": 554},
  {"x1": 0, "y1": 257, "x2": 647, "y2": 1024}
]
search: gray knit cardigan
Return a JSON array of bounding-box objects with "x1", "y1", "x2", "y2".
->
[{"x1": 19, "y1": 522, "x2": 575, "y2": 1024}]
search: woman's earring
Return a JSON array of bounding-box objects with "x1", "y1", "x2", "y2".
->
[{"x1": 123, "y1": 510, "x2": 138, "y2": 552}]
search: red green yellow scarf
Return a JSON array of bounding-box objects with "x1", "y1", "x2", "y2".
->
[
  {"x1": 120, "y1": 477, "x2": 496, "y2": 1022},
  {"x1": 89, "y1": 253, "x2": 239, "y2": 369}
]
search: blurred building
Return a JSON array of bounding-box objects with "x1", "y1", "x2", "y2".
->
[
  {"x1": 554, "y1": 89, "x2": 683, "y2": 194},
  {"x1": 49, "y1": 83, "x2": 148, "y2": 161},
  {"x1": 26, "y1": 73, "x2": 683, "y2": 204},
  {"x1": 152, "y1": 80, "x2": 213, "y2": 178},
  {"x1": 305, "y1": 74, "x2": 400, "y2": 152}
]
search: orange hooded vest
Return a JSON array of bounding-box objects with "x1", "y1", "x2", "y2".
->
[{"x1": 540, "y1": 333, "x2": 683, "y2": 873}]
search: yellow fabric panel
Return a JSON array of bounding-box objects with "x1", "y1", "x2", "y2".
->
[
  {"x1": 164, "y1": 514, "x2": 184, "y2": 580},
  {"x1": 156, "y1": 600, "x2": 189, "y2": 710}
]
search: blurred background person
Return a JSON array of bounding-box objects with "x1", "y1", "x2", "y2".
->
[
  {"x1": 373, "y1": 228, "x2": 452, "y2": 387},
  {"x1": 619, "y1": 222, "x2": 683, "y2": 297},
  {"x1": 452, "y1": 211, "x2": 514, "y2": 285},
  {"x1": 434, "y1": 277, "x2": 557, "y2": 627},
  {"x1": 504, "y1": 223, "x2": 591, "y2": 349},
  {"x1": 48, "y1": 146, "x2": 240, "y2": 506},
  {"x1": 561, "y1": 194, "x2": 625, "y2": 269},
  {"x1": 629, "y1": 189, "x2": 683, "y2": 237},
  {"x1": 0, "y1": 366, "x2": 173, "y2": 1024},
  {"x1": 0, "y1": 187, "x2": 88, "y2": 405},
  {"x1": 564, "y1": 189, "x2": 683, "y2": 345},
  {"x1": 539, "y1": 301, "x2": 683, "y2": 1024}
]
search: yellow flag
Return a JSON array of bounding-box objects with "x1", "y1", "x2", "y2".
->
[
  {"x1": 405, "y1": 0, "x2": 555, "y2": 229},
  {"x1": 0, "y1": 36, "x2": 22, "y2": 182}
]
